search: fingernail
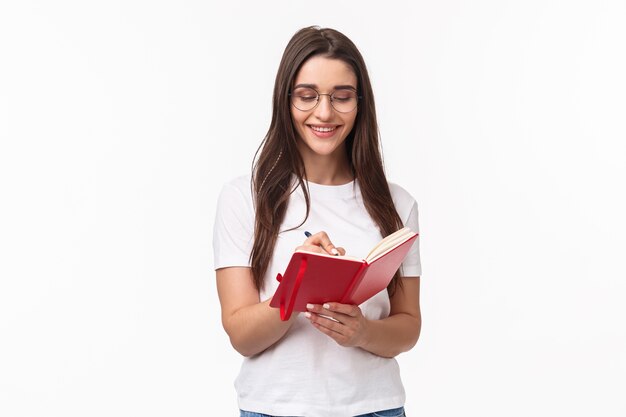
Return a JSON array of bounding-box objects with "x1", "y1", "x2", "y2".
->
[
  {"x1": 323, "y1": 303, "x2": 331, "y2": 310},
  {"x1": 306, "y1": 303, "x2": 314, "y2": 310},
  {"x1": 331, "y1": 248, "x2": 339, "y2": 256},
  {"x1": 304, "y1": 312, "x2": 311, "y2": 318}
]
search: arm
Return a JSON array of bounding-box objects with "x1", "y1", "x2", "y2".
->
[
  {"x1": 216, "y1": 267, "x2": 298, "y2": 357},
  {"x1": 359, "y1": 277, "x2": 421, "y2": 357},
  {"x1": 216, "y1": 231, "x2": 344, "y2": 357},
  {"x1": 305, "y1": 276, "x2": 421, "y2": 358}
]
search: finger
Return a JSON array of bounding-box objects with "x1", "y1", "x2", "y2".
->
[
  {"x1": 295, "y1": 244, "x2": 330, "y2": 255},
  {"x1": 308, "y1": 318, "x2": 353, "y2": 347},
  {"x1": 306, "y1": 303, "x2": 341, "y2": 322},
  {"x1": 305, "y1": 310, "x2": 344, "y2": 330},
  {"x1": 322, "y1": 302, "x2": 360, "y2": 317},
  {"x1": 335, "y1": 247, "x2": 346, "y2": 256},
  {"x1": 306, "y1": 231, "x2": 339, "y2": 256},
  {"x1": 309, "y1": 320, "x2": 347, "y2": 344}
]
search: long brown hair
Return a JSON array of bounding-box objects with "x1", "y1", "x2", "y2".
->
[{"x1": 251, "y1": 26, "x2": 404, "y2": 293}]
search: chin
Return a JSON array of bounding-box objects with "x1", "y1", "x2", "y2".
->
[{"x1": 303, "y1": 139, "x2": 343, "y2": 156}]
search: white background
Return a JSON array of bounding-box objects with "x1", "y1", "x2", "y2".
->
[{"x1": 1, "y1": 1, "x2": 625, "y2": 416}]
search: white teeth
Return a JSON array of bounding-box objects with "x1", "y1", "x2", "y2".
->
[{"x1": 311, "y1": 126, "x2": 337, "y2": 132}]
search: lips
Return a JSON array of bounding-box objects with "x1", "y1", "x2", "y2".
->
[
  {"x1": 309, "y1": 125, "x2": 338, "y2": 133},
  {"x1": 307, "y1": 124, "x2": 341, "y2": 139}
]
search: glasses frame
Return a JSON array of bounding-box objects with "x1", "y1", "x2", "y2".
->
[{"x1": 288, "y1": 87, "x2": 362, "y2": 113}]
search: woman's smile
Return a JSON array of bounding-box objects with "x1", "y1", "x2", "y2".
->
[{"x1": 308, "y1": 124, "x2": 341, "y2": 138}]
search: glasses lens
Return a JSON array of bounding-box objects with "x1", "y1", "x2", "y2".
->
[
  {"x1": 291, "y1": 88, "x2": 318, "y2": 111},
  {"x1": 331, "y1": 90, "x2": 358, "y2": 113}
]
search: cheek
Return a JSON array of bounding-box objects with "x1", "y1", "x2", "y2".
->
[
  {"x1": 343, "y1": 115, "x2": 357, "y2": 135},
  {"x1": 290, "y1": 113, "x2": 302, "y2": 136},
  {"x1": 291, "y1": 111, "x2": 307, "y2": 130},
  {"x1": 291, "y1": 113, "x2": 306, "y2": 139}
]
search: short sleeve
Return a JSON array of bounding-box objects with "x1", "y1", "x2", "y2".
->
[
  {"x1": 212, "y1": 178, "x2": 255, "y2": 270},
  {"x1": 388, "y1": 182, "x2": 422, "y2": 277},
  {"x1": 400, "y1": 201, "x2": 422, "y2": 277}
]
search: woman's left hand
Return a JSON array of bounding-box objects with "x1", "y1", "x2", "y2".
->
[{"x1": 305, "y1": 302, "x2": 369, "y2": 348}]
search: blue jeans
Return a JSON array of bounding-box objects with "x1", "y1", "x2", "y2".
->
[{"x1": 240, "y1": 406, "x2": 406, "y2": 417}]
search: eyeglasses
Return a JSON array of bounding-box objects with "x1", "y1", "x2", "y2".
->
[{"x1": 289, "y1": 87, "x2": 361, "y2": 113}]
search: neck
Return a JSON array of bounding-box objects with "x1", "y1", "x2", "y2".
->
[{"x1": 300, "y1": 150, "x2": 353, "y2": 185}]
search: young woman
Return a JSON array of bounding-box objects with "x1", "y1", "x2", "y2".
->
[{"x1": 213, "y1": 26, "x2": 422, "y2": 417}]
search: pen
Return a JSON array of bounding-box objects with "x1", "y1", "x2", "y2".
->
[{"x1": 304, "y1": 231, "x2": 312, "y2": 238}]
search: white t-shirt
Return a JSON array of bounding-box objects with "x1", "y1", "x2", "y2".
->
[{"x1": 213, "y1": 175, "x2": 421, "y2": 417}]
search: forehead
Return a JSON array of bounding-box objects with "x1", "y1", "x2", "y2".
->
[{"x1": 293, "y1": 56, "x2": 357, "y2": 88}]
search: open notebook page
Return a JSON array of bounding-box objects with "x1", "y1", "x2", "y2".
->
[{"x1": 364, "y1": 227, "x2": 416, "y2": 263}]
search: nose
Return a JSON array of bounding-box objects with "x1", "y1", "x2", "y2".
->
[{"x1": 314, "y1": 94, "x2": 334, "y2": 120}]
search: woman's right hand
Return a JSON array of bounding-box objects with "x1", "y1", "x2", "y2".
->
[{"x1": 296, "y1": 231, "x2": 346, "y2": 256}]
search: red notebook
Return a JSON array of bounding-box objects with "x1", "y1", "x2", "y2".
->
[{"x1": 270, "y1": 227, "x2": 418, "y2": 320}]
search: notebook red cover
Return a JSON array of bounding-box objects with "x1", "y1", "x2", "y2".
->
[{"x1": 270, "y1": 232, "x2": 418, "y2": 320}]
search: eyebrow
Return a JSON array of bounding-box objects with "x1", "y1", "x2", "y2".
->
[{"x1": 293, "y1": 83, "x2": 357, "y2": 91}]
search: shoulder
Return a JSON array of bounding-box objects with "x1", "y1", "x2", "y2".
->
[
  {"x1": 215, "y1": 174, "x2": 255, "y2": 219},
  {"x1": 387, "y1": 181, "x2": 417, "y2": 208},
  {"x1": 218, "y1": 174, "x2": 253, "y2": 202},
  {"x1": 387, "y1": 181, "x2": 421, "y2": 237},
  {"x1": 222, "y1": 174, "x2": 252, "y2": 192},
  {"x1": 387, "y1": 181, "x2": 419, "y2": 226}
]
